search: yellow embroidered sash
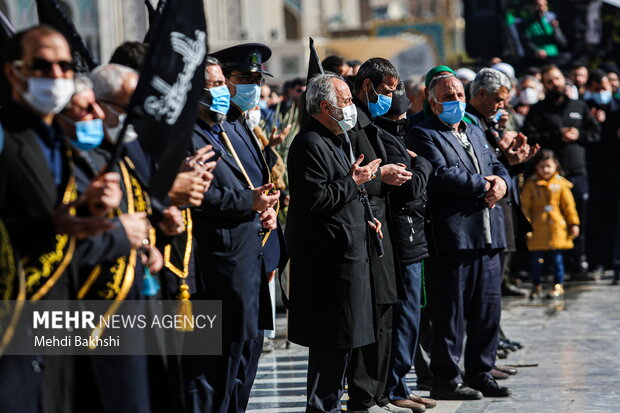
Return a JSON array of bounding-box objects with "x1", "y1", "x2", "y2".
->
[
  {"x1": 0, "y1": 219, "x2": 26, "y2": 357},
  {"x1": 22, "y1": 175, "x2": 78, "y2": 301},
  {"x1": 77, "y1": 159, "x2": 152, "y2": 348}
]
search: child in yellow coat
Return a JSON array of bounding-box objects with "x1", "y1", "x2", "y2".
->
[{"x1": 521, "y1": 150, "x2": 580, "y2": 298}]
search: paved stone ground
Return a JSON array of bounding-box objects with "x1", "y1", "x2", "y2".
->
[{"x1": 247, "y1": 281, "x2": 620, "y2": 413}]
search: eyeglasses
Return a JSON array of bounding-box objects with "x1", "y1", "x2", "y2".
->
[
  {"x1": 14, "y1": 58, "x2": 75, "y2": 75},
  {"x1": 229, "y1": 74, "x2": 265, "y2": 86}
]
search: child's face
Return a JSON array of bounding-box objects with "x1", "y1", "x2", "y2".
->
[{"x1": 536, "y1": 159, "x2": 557, "y2": 180}]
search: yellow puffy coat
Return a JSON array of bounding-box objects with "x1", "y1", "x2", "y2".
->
[{"x1": 520, "y1": 172, "x2": 580, "y2": 251}]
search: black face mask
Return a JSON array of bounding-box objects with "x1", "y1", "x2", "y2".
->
[{"x1": 375, "y1": 117, "x2": 407, "y2": 137}]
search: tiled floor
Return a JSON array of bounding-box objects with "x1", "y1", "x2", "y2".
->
[{"x1": 247, "y1": 281, "x2": 620, "y2": 413}]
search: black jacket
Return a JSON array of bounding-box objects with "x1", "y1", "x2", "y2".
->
[
  {"x1": 285, "y1": 117, "x2": 373, "y2": 349},
  {"x1": 347, "y1": 97, "x2": 398, "y2": 304},
  {"x1": 373, "y1": 116, "x2": 432, "y2": 265},
  {"x1": 522, "y1": 96, "x2": 600, "y2": 176}
]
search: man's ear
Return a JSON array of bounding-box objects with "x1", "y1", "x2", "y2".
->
[{"x1": 363, "y1": 77, "x2": 373, "y2": 93}]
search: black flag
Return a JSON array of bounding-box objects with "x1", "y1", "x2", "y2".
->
[
  {"x1": 143, "y1": 0, "x2": 167, "y2": 44},
  {"x1": 126, "y1": 0, "x2": 207, "y2": 200},
  {"x1": 35, "y1": 0, "x2": 98, "y2": 72},
  {"x1": 307, "y1": 37, "x2": 324, "y2": 81}
]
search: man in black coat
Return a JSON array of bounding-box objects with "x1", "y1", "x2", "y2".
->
[
  {"x1": 407, "y1": 73, "x2": 511, "y2": 400},
  {"x1": 181, "y1": 52, "x2": 281, "y2": 413},
  {"x1": 286, "y1": 73, "x2": 381, "y2": 413},
  {"x1": 522, "y1": 64, "x2": 600, "y2": 277},
  {"x1": 0, "y1": 26, "x2": 117, "y2": 413},
  {"x1": 346, "y1": 58, "x2": 422, "y2": 413},
  {"x1": 374, "y1": 90, "x2": 435, "y2": 412}
]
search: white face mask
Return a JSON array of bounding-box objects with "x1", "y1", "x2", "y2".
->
[
  {"x1": 519, "y1": 87, "x2": 539, "y2": 105},
  {"x1": 105, "y1": 113, "x2": 137, "y2": 143},
  {"x1": 14, "y1": 66, "x2": 74, "y2": 115},
  {"x1": 245, "y1": 110, "x2": 261, "y2": 130},
  {"x1": 328, "y1": 102, "x2": 357, "y2": 133}
]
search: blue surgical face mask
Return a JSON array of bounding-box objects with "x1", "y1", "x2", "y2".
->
[
  {"x1": 258, "y1": 99, "x2": 268, "y2": 110},
  {"x1": 73, "y1": 118, "x2": 105, "y2": 150},
  {"x1": 588, "y1": 90, "x2": 612, "y2": 105},
  {"x1": 367, "y1": 82, "x2": 392, "y2": 118},
  {"x1": 205, "y1": 85, "x2": 231, "y2": 114},
  {"x1": 435, "y1": 99, "x2": 466, "y2": 125},
  {"x1": 229, "y1": 80, "x2": 261, "y2": 112}
]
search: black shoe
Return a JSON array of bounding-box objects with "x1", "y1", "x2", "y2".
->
[
  {"x1": 469, "y1": 379, "x2": 512, "y2": 397},
  {"x1": 496, "y1": 348, "x2": 509, "y2": 359},
  {"x1": 430, "y1": 384, "x2": 483, "y2": 400}
]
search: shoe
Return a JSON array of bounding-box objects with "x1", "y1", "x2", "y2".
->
[
  {"x1": 407, "y1": 393, "x2": 437, "y2": 408},
  {"x1": 469, "y1": 378, "x2": 512, "y2": 397},
  {"x1": 496, "y1": 348, "x2": 509, "y2": 359},
  {"x1": 501, "y1": 283, "x2": 528, "y2": 297},
  {"x1": 546, "y1": 284, "x2": 564, "y2": 299},
  {"x1": 504, "y1": 339, "x2": 524, "y2": 350},
  {"x1": 495, "y1": 365, "x2": 517, "y2": 375},
  {"x1": 349, "y1": 405, "x2": 390, "y2": 413},
  {"x1": 383, "y1": 402, "x2": 423, "y2": 413},
  {"x1": 491, "y1": 368, "x2": 509, "y2": 380},
  {"x1": 498, "y1": 338, "x2": 518, "y2": 352},
  {"x1": 529, "y1": 284, "x2": 543, "y2": 299},
  {"x1": 430, "y1": 383, "x2": 483, "y2": 400}
]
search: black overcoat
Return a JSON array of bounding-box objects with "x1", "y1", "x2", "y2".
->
[{"x1": 285, "y1": 117, "x2": 373, "y2": 349}]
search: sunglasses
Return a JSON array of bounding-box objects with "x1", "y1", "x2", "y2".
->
[{"x1": 14, "y1": 58, "x2": 75, "y2": 74}]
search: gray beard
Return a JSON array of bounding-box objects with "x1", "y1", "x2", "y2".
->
[{"x1": 207, "y1": 110, "x2": 227, "y2": 124}]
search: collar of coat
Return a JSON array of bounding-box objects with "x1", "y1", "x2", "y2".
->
[
  {"x1": 307, "y1": 116, "x2": 346, "y2": 146},
  {"x1": 532, "y1": 172, "x2": 572, "y2": 188},
  {"x1": 353, "y1": 95, "x2": 373, "y2": 128},
  {"x1": 226, "y1": 104, "x2": 244, "y2": 122}
]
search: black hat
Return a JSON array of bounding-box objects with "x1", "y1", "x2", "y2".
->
[{"x1": 210, "y1": 43, "x2": 273, "y2": 77}]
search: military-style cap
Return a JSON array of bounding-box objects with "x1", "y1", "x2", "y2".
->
[{"x1": 210, "y1": 43, "x2": 273, "y2": 77}]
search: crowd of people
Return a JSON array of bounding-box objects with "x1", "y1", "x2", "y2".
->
[{"x1": 0, "y1": 2, "x2": 619, "y2": 413}]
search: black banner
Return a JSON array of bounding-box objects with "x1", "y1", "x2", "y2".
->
[
  {"x1": 126, "y1": 0, "x2": 207, "y2": 200},
  {"x1": 35, "y1": 0, "x2": 98, "y2": 72}
]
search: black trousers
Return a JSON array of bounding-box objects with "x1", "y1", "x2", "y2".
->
[
  {"x1": 429, "y1": 250, "x2": 502, "y2": 389},
  {"x1": 182, "y1": 331, "x2": 264, "y2": 413},
  {"x1": 346, "y1": 303, "x2": 393, "y2": 410},
  {"x1": 306, "y1": 347, "x2": 352, "y2": 413},
  {"x1": 566, "y1": 174, "x2": 589, "y2": 270}
]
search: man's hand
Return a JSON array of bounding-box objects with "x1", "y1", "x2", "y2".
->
[
  {"x1": 497, "y1": 110, "x2": 509, "y2": 130},
  {"x1": 185, "y1": 145, "x2": 215, "y2": 171},
  {"x1": 252, "y1": 183, "x2": 280, "y2": 211},
  {"x1": 54, "y1": 197, "x2": 114, "y2": 238},
  {"x1": 536, "y1": 49, "x2": 547, "y2": 59},
  {"x1": 407, "y1": 149, "x2": 417, "y2": 158},
  {"x1": 350, "y1": 154, "x2": 382, "y2": 186},
  {"x1": 118, "y1": 212, "x2": 149, "y2": 249},
  {"x1": 141, "y1": 245, "x2": 163, "y2": 273},
  {"x1": 591, "y1": 107, "x2": 606, "y2": 123},
  {"x1": 86, "y1": 172, "x2": 122, "y2": 217},
  {"x1": 380, "y1": 163, "x2": 412, "y2": 186},
  {"x1": 259, "y1": 208, "x2": 278, "y2": 230},
  {"x1": 561, "y1": 127, "x2": 579, "y2": 143},
  {"x1": 500, "y1": 131, "x2": 540, "y2": 165},
  {"x1": 484, "y1": 175, "x2": 507, "y2": 208},
  {"x1": 269, "y1": 124, "x2": 292, "y2": 147},
  {"x1": 368, "y1": 218, "x2": 383, "y2": 240},
  {"x1": 168, "y1": 171, "x2": 206, "y2": 207},
  {"x1": 158, "y1": 206, "x2": 185, "y2": 236},
  {"x1": 570, "y1": 225, "x2": 580, "y2": 239}
]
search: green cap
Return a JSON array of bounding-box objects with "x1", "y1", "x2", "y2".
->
[{"x1": 424, "y1": 65, "x2": 455, "y2": 87}]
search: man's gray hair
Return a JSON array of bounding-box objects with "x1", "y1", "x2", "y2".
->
[
  {"x1": 427, "y1": 74, "x2": 457, "y2": 101},
  {"x1": 306, "y1": 73, "x2": 343, "y2": 115},
  {"x1": 89, "y1": 64, "x2": 138, "y2": 100},
  {"x1": 73, "y1": 75, "x2": 93, "y2": 95},
  {"x1": 470, "y1": 68, "x2": 512, "y2": 98}
]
